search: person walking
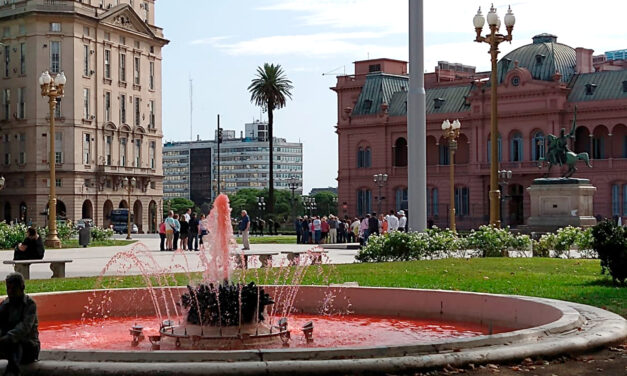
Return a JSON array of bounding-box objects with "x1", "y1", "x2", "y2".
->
[
  {"x1": 188, "y1": 213, "x2": 199, "y2": 251},
  {"x1": 239, "y1": 210, "x2": 250, "y2": 250},
  {"x1": 328, "y1": 215, "x2": 338, "y2": 244},
  {"x1": 159, "y1": 218, "x2": 166, "y2": 251},
  {"x1": 172, "y1": 214, "x2": 181, "y2": 251},
  {"x1": 179, "y1": 215, "x2": 189, "y2": 251}
]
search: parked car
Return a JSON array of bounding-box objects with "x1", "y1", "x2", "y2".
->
[
  {"x1": 75, "y1": 218, "x2": 93, "y2": 229},
  {"x1": 113, "y1": 223, "x2": 139, "y2": 234}
]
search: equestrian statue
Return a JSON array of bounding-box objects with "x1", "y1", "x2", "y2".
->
[{"x1": 541, "y1": 107, "x2": 591, "y2": 178}]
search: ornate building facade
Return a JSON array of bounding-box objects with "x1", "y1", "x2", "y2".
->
[
  {"x1": 334, "y1": 34, "x2": 627, "y2": 229},
  {"x1": 0, "y1": 0, "x2": 167, "y2": 232}
]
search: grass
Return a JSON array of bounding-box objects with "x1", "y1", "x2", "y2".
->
[
  {"x1": 60, "y1": 239, "x2": 136, "y2": 248},
  {"x1": 2, "y1": 258, "x2": 624, "y2": 317},
  {"x1": 233, "y1": 235, "x2": 296, "y2": 244}
]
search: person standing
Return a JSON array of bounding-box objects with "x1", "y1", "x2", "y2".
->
[
  {"x1": 159, "y1": 218, "x2": 166, "y2": 251},
  {"x1": 239, "y1": 210, "x2": 250, "y2": 250},
  {"x1": 320, "y1": 216, "x2": 330, "y2": 244},
  {"x1": 294, "y1": 217, "x2": 302, "y2": 244},
  {"x1": 172, "y1": 214, "x2": 181, "y2": 251},
  {"x1": 199, "y1": 214, "x2": 208, "y2": 246},
  {"x1": 164, "y1": 211, "x2": 176, "y2": 251},
  {"x1": 0, "y1": 272, "x2": 40, "y2": 376},
  {"x1": 184, "y1": 208, "x2": 192, "y2": 223},
  {"x1": 188, "y1": 213, "x2": 199, "y2": 251},
  {"x1": 13, "y1": 228, "x2": 44, "y2": 261},
  {"x1": 397, "y1": 210, "x2": 407, "y2": 232},
  {"x1": 179, "y1": 215, "x2": 189, "y2": 251},
  {"x1": 301, "y1": 216, "x2": 309, "y2": 244},
  {"x1": 328, "y1": 215, "x2": 338, "y2": 244},
  {"x1": 387, "y1": 210, "x2": 399, "y2": 232},
  {"x1": 313, "y1": 216, "x2": 322, "y2": 244},
  {"x1": 368, "y1": 212, "x2": 379, "y2": 238}
]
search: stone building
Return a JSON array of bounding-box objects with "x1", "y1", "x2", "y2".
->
[
  {"x1": 333, "y1": 34, "x2": 627, "y2": 229},
  {"x1": 0, "y1": 0, "x2": 168, "y2": 232}
]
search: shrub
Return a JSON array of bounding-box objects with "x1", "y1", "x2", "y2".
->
[
  {"x1": 533, "y1": 227, "x2": 596, "y2": 258},
  {"x1": 90, "y1": 226, "x2": 114, "y2": 241},
  {"x1": 591, "y1": 220, "x2": 626, "y2": 285},
  {"x1": 0, "y1": 222, "x2": 28, "y2": 249},
  {"x1": 464, "y1": 225, "x2": 530, "y2": 257},
  {"x1": 356, "y1": 231, "x2": 428, "y2": 263},
  {"x1": 533, "y1": 233, "x2": 555, "y2": 257},
  {"x1": 38, "y1": 221, "x2": 77, "y2": 241}
]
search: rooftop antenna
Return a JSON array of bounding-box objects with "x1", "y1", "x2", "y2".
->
[
  {"x1": 189, "y1": 76, "x2": 193, "y2": 141},
  {"x1": 321, "y1": 65, "x2": 346, "y2": 76}
]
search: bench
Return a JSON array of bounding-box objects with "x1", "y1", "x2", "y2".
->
[
  {"x1": 230, "y1": 251, "x2": 280, "y2": 269},
  {"x1": 281, "y1": 249, "x2": 328, "y2": 264},
  {"x1": 3, "y1": 259, "x2": 73, "y2": 280}
]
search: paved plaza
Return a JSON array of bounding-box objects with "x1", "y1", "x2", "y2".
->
[{"x1": 0, "y1": 234, "x2": 360, "y2": 280}]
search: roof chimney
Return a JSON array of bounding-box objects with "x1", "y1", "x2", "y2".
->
[{"x1": 575, "y1": 47, "x2": 594, "y2": 74}]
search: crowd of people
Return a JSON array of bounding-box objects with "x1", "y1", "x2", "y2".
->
[
  {"x1": 294, "y1": 210, "x2": 407, "y2": 245},
  {"x1": 158, "y1": 208, "x2": 209, "y2": 252}
]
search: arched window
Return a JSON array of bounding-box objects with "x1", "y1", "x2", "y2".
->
[
  {"x1": 357, "y1": 189, "x2": 372, "y2": 216},
  {"x1": 487, "y1": 134, "x2": 502, "y2": 162},
  {"x1": 432, "y1": 188, "x2": 439, "y2": 217},
  {"x1": 454, "y1": 186, "x2": 469, "y2": 216},
  {"x1": 612, "y1": 184, "x2": 620, "y2": 216},
  {"x1": 592, "y1": 125, "x2": 609, "y2": 159},
  {"x1": 439, "y1": 141, "x2": 449, "y2": 165},
  {"x1": 357, "y1": 147, "x2": 364, "y2": 168},
  {"x1": 364, "y1": 147, "x2": 371, "y2": 167},
  {"x1": 510, "y1": 132, "x2": 523, "y2": 161},
  {"x1": 531, "y1": 131, "x2": 545, "y2": 161},
  {"x1": 393, "y1": 138, "x2": 408, "y2": 167},
  {"x1": 395, "y1": 188, "x2": 408, "y2": 211}
]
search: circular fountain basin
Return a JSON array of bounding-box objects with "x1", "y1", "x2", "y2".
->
[{"x1": 21, "y1": 286, "x2": 627, "y2": 375}]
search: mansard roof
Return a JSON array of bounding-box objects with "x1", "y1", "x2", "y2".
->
[{"x1": 567, "y1": 70, "x2": 627, "y2": 102}]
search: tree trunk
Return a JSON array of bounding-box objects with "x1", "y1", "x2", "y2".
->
[{"x1": 268, "y1": 108, "x2": 274, "y2": 214}]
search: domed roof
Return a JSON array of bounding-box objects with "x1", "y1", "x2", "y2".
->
[{"x1": 497, "y1": 34, "x2": 576, "y2": 83}]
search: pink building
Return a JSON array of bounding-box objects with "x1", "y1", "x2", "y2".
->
[{"x1": 333, "y1": 34, "x2": 627, "y2": 229}]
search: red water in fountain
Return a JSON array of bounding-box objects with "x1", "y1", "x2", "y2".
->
[
  {"x1": 40, "y1": 313, "x2": 506, "y2": 351},
  {"x1": 203, "y1": 193, "x2": 235, "y2": 282}
]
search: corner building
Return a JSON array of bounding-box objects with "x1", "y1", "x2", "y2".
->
[
  {"x1": 334, "y1": 34, "x2": 627, "y2": 229},
  {"x1": 0, "y1": 0, "x2": 168, "y2": 232}
]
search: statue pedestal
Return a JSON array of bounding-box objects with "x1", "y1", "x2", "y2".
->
[{"x1": 526, "y1": 178, "x2": 597, "y2": 232}]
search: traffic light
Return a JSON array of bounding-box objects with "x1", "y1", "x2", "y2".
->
[{"x1": 218, "y1": 128, "x2": 223, "y2": 144}]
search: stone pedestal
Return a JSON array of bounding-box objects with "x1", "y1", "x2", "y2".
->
[{"x1": 526, "y1": 178, "x2": 597, "y2": 232}]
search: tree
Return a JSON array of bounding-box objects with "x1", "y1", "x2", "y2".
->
[
  {"x1": 313, "y1": 191, "x2": 338, "y2": 217},
  {"x1": 248, "y1": 63, "x2": 293, "y2": 214},
  {"x1": 163, "y1": 197, "x2": 195, "y2": 217}
]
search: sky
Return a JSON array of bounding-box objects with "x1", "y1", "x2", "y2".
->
[{"x1": 156, "y1": 0, "x2": 627, "y2": 193}]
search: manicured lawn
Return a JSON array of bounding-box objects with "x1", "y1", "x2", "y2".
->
[
  {"x1": 60, "y1": 239, "x2": 136, "y2": 248},
  {"x1": 233, "y1": 235, "x2": 296, "y2": 244},
  {"x1": 3, "y1": 258, "x2": 624, "y2": 317}
]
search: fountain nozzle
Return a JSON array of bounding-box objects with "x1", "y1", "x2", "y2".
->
[
  {"x1": 302, "y1": 321, "x2": 314, "y2": 344},
  {"x1": 129, "y1": 325, "x2": 144, "y2": 347}
]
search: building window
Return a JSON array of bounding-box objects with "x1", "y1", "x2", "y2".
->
[
  {"x1": 104, "y1": 49, "x2": 111, "y2": 79},
  {"x1": 83, "y1": 44, "x2": 89, "y2": 76},
  {"x1": 49, "y1": 22, "x2": 61, "y2": 32},
  {"x1": 510, "y1": 132, "x2": 523, "y2": 162},
  {"x1": 105, "y1": 135, "x2": 112, "y2": 165},
  {"x1": 149, "y1": 100, "x2": 155, "y2": 128},
  {"x1": 119, "y1": 53, "x2": 126, "y2": 82},
  {"x1": 119, "y1": 36, "x2": 126, "y2": 45},
  {"x1": 120, "y1": 137, "x2": 127, "y2": 166},
  {"x1": 83, "y1": 133, "x2": 91, "y2": 164},
  {"x1": 149, "y1": 141, "x2": 155, "y2": 169},
  {"x1": 83, "y1": 88, "x2": 90, "y2": 119},
  {"x1": 624, "y1": 136, "x2": 627, "y2": 158},
  {"x1": 133, "y1": 56, "x2": 140, "y2": 85},
  {"x1": 120, "y1": 94, "x2": 126, "y2": 123},
  {"x1": 134, "y1": 139, "x2": 141, "y2": 167},
  {"x1": 16, "y1": 87, "x2": 25, "y2": 119},
  {"x1": 432, "y1": 188, "x2": 439, "y2": 217},
  {"x1": 18, "y1": 24, "x2": 25, "y2": 35},
  {"x1": 487, "y1": 134, "x2": 502, "y2": 162},
  {"x1": 532, "y1": 131, "x2": 545, "y2": 161},
  {"x1": 439, "y1": 142, "x2": 449, "y2": 165},
  {"x1": 55, "y1": 178, "x2": 62, "y2": 188},
  {"x1": 2, "y1": 89, "x2": 9, "y2": 121},
  {"x1": 357, "y1": 189, "x2": 372, "y2": 217},
  {"x1": 4, "y1": 45, "x2": 9, "y2": 78},
  {"x1": 54, "y1": 101, "x2": 61, "y2": 119},
  {"x1": 104, "y1": 91, "x2": 111, "y2": 122},
  {"x1": 149, "y1": 61, "x2": 154, "y2": 90},
  {"x1": 592, "y1": 136, "x2": 605, "y2": 159},
  {"x1": 612, "y1": 184, "x2": 620, "y2": 216},
  {"x1": 19, "y1": 43, "x2": 25, "y2": 75},
  {"x1": 83, "y1": 26, "x2": 90, "y2": 37},
  {"x1": 454, "y1": 186, "x2": 469, "y2": 216},
  {"x1": 395, "y1": 188, "x2": 407, "y2": 212},
  {"x1": 50, "y1": 41, "x2": 60, "y2": 73},
  {"x1": 18, "y1": 133, "x2": 25, "y2": 165},
  {"x1": 54, "y1": 132, "x2": 63, "y2": 164},
  {"x1": 134, "y1": 97, "x2": 140, "y2": 126},
  {"x1": 104, "y1": 31, "x2": 110, "y2": 40},
  {"x1": 393, "y1": 137, "x2": 408, "y2": 167}
]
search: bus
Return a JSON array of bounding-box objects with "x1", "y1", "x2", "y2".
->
[{"x1": 110, "y1": 209, "x2": 137, "y2": 234}]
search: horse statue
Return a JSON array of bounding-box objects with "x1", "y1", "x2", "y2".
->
[{"x1": 540, "y1": 107, "x2": 592, "y2": 178}]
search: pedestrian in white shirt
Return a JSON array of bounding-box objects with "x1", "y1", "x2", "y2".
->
[
  {"x1": 386, "y1": 209, "x2": 399, "y2": 232},
  {"x1": 397, "y1": 210, "x2": 407, "y2": 232}
]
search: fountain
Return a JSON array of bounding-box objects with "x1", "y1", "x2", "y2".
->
[{"x1": 10, "y1": 194, "x2": 627, "y2": 374}]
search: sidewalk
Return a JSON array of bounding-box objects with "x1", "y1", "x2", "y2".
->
[{"x1": 0, "y1": 235, "x2": 359, "y2": 280}]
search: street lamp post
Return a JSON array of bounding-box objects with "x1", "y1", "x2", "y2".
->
[
  {"x1": 442, "y1": 119, "x2": 461, "y2": 232},
  {"x1": 498, "y1": 169, "x2": 512, "y2": 226},
  {"x1": 473, "y1": 5, "x2": 515, "y2": 227},
  {"x1": 303, "y1": 196, "x2": 316, "y2": 217},
  {"x1": 123, "y1": 176, "x2": 136, "y2": 240},
  {"x1": 287, "y1": 178, "x2": 299, "y2": 221},
  {"x1": 257, "y1": 196, "x2": 266, "y2": 217},
  {"x1": 39, "y1": 71, "x2": 66, "y2": 248},
  {"x1": 373, "y1": 173, "x2": 388, "y2": 214}
]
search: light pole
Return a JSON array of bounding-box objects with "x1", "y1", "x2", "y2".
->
[
  {"x1": 442, "y1": 119, "x2": 461, "y2": 232},
  {"x1": 123, "y1": 176, "x2": 136, "y2": 240},
  {"x1": 39, "y1": 70, "x2": 66, "y2": 248},
  {"x1": 373, "y1": 173, "x2": 388, "y2": 214},
  {"x1": 287, "y1": 178, "x2": 299, "y2": 221},
  {"x1": 473, "y1": 4, "x2": 515, "y2": 227},
  {"x1": 303, "y1": 196, "x2": 316, "y2": 217},
  {"x1": 498, "y1": 169, "x2": 512, "y2": 226},
  {"x1": 216, "y1": 114, "x2": 223, "y2": 195}
]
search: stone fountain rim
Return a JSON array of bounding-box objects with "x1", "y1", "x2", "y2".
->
[{"x1": 29, "y1": 286, "x2": 624, "y2": 361}]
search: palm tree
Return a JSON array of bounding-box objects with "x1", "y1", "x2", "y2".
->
[{"x1": 248, "y1": 63, "x2": 293, "y2": 214}]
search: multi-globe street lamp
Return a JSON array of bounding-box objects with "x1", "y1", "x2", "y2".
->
[
  {"x1": 303, "y1": 196, "x2": 316, "y2": 217},
  {"x1": 373, "y1": 173, "x2": 388, "y2": 214},
  {"x1": 257, "y1": 196, "x2": 266, "y2": 216},
  {"x1": 39, "y1": 70, "x2": 67, "y2": 248},
  {"x1": 473, "y1": 4, "x2": 515, "y2": 227},
  {"x1": 122, "y1": 176, "x2": 136, "y2": 240},
  {"x1": 442, "y1": 119, "x2": 461, "y2": 232},
  {"x1": 287, "y1": 178, "x2": 299, "y2": 221}
]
